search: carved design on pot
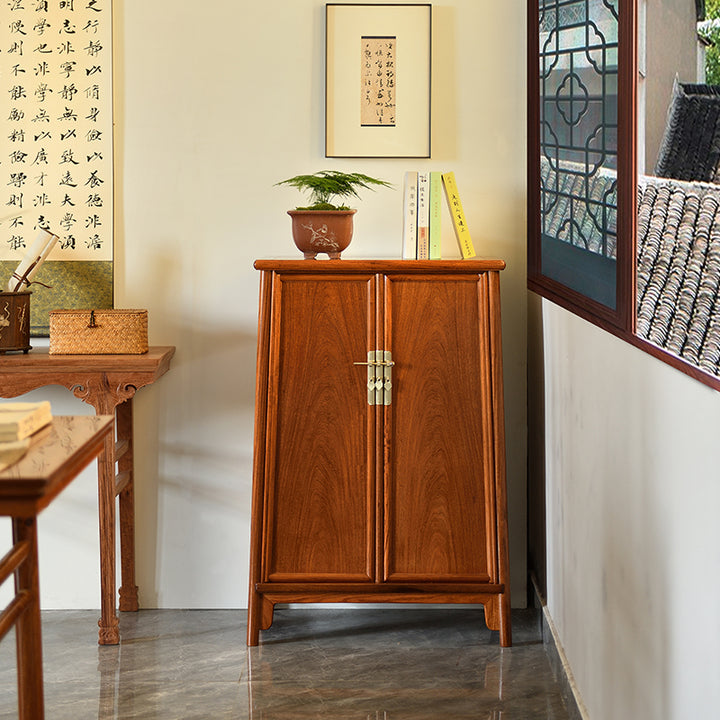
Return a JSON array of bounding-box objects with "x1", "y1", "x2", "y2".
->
[{"x1": 288, "y1": 209, "x2": 356, "y2": 260}]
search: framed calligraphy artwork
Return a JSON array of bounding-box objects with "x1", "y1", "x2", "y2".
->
[
  {"x1": 1, "y1": 0, "x2": 113, "y2": 335},
  {"x1": 326, "y1": 3, "x2": 432, "y2": 158}
]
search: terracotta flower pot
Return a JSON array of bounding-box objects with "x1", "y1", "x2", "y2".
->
[{"x1": 288, "y1": 209, "x2": 356, "y2": 259}]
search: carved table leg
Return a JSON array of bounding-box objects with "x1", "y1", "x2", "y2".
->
[
  {"x1": 13, "y1": 517, "x2": 45, "y2": 720},
  {"x1": 116, "y1": 399, "x2": 139, "y2": 612},
  {"x1": 72, "y1": 378, "x2": 137, "y2": 645},
  {"x1": 97, "y1": 421, "x2": 120, "y2": 645}
]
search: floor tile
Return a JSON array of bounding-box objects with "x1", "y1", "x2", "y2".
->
[{"x1": 0, "y1": 607, "x2": 571, "y2": 719}]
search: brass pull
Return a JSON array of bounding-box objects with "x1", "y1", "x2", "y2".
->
[
  {"x1": 87, "y1": 310, "x2": 99, "y2": 329},
  {"x1": 355, "y1": 351, "x2": 393, "y2": 405},
  {"x1": 353, "y1": 359, "x2": 394, "y2": 367}
]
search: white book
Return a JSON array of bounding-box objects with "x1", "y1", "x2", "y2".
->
[
  {"x1": 416, "y1": 171, "x2": 430, "y2": 260},
  {"x1": 402, "y1": 171, "x2": 419, "y2": 259}
]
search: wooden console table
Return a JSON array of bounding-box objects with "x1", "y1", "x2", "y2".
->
[
  {"x1": 0, "y1": 346, "x2": 175, "y2": 645},
  {"x1": 0, "y1": 415, "x2": 114, "y2": 720}
]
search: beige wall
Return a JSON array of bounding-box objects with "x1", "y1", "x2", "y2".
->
[
  {"x1": 534, "y1": 300, "x2": 720, "y2": 717},
  {"x1": 0, "y1": 0, "x2": 529, "y2": 611}
]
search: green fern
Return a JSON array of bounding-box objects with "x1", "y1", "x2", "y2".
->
[{"x1": 276, "y1": 170, "x2": 393, "y2": 210}]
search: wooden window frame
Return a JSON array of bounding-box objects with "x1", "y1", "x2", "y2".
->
[{"x1": 527, "y1": 0, "x2": 720, "y2": 392}]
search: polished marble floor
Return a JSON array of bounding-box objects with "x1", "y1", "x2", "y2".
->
[{"x1": 0, "y1": 607, "x2": 572, "y2": 719}]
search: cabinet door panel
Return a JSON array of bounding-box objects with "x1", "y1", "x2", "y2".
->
[
  {"x1": 384, "y1": 275, "x2": 495, "y2": 582},
  {"x1": 264, "y1": 274, "x2": 376, "y2": 582}
]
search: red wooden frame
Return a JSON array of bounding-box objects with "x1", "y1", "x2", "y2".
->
[{"x1": 527, "y1": 0, "x2": 720, "y2": 393}]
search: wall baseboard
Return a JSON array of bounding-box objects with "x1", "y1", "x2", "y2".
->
[{"x1": 531, "y1": 575, "x2": 590, "y2": 720}]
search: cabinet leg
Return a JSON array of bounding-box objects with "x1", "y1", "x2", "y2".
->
[
  {"x1": 499, "y1": 591, "x2": 512, "y2": 648},
  {"x1": 117, "y1": 400, "x2": 139, "y2": 612},
  {"x1": 247, "y1": 593, "x2": 275, "y2": 646},
  {"x1": 13, "y1": 517, "x2": 44, "y2": 720},
  {"x1": 247, "y1": 591, "x2": 261, "y2": 646},
  {"x1": 260, "y1": 596, "x2": 275, "y2": 630},
  {"x1": 97, "y1": 427, "x2": 119, "y2": 645},
  {"x1": 484, "y1": 596, "x2": 499, "y2": 633},
  {"x1": 483, "y1": 595, "x2": 512, "y2": 647}
]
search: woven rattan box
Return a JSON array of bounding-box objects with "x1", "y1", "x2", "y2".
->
[{"x1": 49, "y1": 309, "x2": 148, "y2": 355}]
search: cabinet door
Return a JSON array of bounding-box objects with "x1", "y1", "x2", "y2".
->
[
  {"x1": 263, "y1": 273, "x2": 377, "y2": 583},
  {"x1": 383, "y1": 273, "x2": 497, "y2": 583}
]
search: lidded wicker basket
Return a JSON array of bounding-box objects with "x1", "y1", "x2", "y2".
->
[{"x1": 49, "y1": 309, "x2": 148, "y2": 355}]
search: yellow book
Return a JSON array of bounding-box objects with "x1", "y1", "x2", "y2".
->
[
  {"x1": 442, "y1": 171, "x2": 476, "y2": 259},
  {"x1": 0, "y1": 401, "x2": 52, "y2": 442}
]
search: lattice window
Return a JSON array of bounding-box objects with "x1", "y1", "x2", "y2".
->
[{"x1": 538, "y1": 0, "x2": 619, "y2": 306}]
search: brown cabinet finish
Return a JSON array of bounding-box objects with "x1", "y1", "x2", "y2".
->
[{"x1": 248, "y1": 260, "x2": 511, "y2": 646}]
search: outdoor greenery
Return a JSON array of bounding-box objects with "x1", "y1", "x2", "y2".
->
[
  {"x1": 701, "y1": 0, "x2": 720, "y2": 84},
  {"x1": 276, "y1": 171, "x2": 393, "y2": 211}
]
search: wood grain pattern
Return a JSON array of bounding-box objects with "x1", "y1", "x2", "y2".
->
[
  {"x1": 0, "y1": 416, "x2": 113, "y2": 512},
  {"x1": 116, "y1": 400, "x2": 138, "y2": 612},
  {"x1": 384, "y1": 275, "x2": 491, "y2": 582},
  {"x1": 248, "y1": 261, "x2": 511, "y2": 647},
  {"x1": 266, "y1": 274, "x2": 375, "y2": 582}
]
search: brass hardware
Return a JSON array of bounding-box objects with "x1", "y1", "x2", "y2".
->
[
  {"x1": 380, "y1": 351, "x2": 392, "y2": 405},
  {"x1": 355, "y1": 351, "x2": 393, "y2": 405},
  {"x1": 87, "y1": 310, "x2": 98, "y2": 329},
  {"x1": 353, "y1": 358, "x2": 394, "y2": 367}
]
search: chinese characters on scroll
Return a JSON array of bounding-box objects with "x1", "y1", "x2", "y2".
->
[
  {"x1": 361, "y1": 36, "x2": 396, "y2": 127},
  {"x1": 1, "y1": 0, "x2": 112, "y2": 265}
]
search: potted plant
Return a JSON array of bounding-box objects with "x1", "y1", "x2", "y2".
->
[{"x1": 277, "y1": 170, "x2": 393, "y2": 259}]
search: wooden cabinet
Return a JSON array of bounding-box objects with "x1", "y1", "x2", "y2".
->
[{"x1": 247, "y1": 260, "x2": 511, "y2": 646}]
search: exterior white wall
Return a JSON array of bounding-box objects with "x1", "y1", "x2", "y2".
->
[
  {"x1": 643, "y1": 0, "x2": 699, "y2": 172},
  {"x1": 0, "y1": 1, "x2": 528, "y2": 611},
  {"x1": 540, "y1": 300, "x2": 720, "y2": 718}
]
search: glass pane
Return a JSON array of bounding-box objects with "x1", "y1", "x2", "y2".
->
[
  {"x1": 635, "y1": 1, "x2": 720, "y2": 378},
  {"x1": 539, "y1": 0, "x2": 619, "y2": 309}
]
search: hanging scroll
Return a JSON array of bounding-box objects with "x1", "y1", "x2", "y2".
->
[
  {"x1": 1, "y1": 0, "x2": 113, "y2": 335},
  {"x1": 326, "y1": 3, "x2": 431, "y2": 158}
]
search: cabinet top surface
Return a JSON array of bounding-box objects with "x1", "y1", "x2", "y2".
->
[
  {"x1": 254, "y1": 259, "x2": 506, "y2": 274},
  {"x1": 0, "y1": 345, "x2": 175, "y2": 373}
]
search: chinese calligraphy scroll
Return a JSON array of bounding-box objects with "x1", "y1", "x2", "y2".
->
[
  {"x1": 361, "y1": 36, "x2": 396, "y2": 127},
  {"x1": 1, "y1": 0, "x2": 113, "y2": 334}
]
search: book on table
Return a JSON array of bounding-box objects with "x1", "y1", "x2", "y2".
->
[
  {"x1": 402, "y1": 171, "x2": 418, "y2": 259},
  {"x1": 0, "y1": 401, "x2": 52, "y2": 442},
  {"x1": 442, "y1": 171, "x2": 477, "y2": 259},
  {"x1": 416, "y1": 171, "x2": 430, "y2": 259},
  {"x1": 429, "y1": 171, "x2": 443, "y2": 259},
  {"x1": 402, "y1": 169, "x2": 478, "y2": 260},
  {"x1": 0, "y1": 438, "x2": 30, "y2": 472}
]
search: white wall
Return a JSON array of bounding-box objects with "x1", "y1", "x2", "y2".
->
[
  {"x1": 540, "y1": 300, "x2": 720, "y2": 718},
  {"x1": 643, "y1": 0, "x2": 699, "y2": 172},
  {"x1": 0, "y1": 0, "x2": 528, "y2": 611}
]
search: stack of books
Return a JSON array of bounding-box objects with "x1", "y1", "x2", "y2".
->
[
  {"x1": 402, "y1": 170, "x2": 477, "y2": 260},
  {"x1": 0, "y1": 401, "x2": 53, "y2": 471}
]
